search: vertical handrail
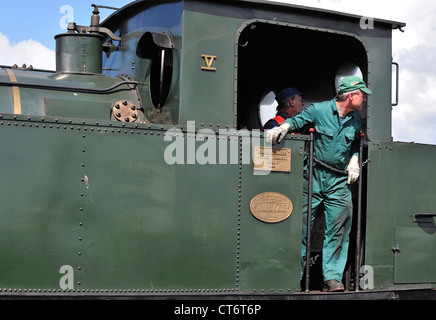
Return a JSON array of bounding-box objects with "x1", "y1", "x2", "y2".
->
[
  {"x1": 354, "y1": 132, "x2": 366, "y2": 291},
  {"x1": 392, "y1": 62, "x2": 399, "y2": 106},
  {"x1": 305, "y1": 128, "x2": 315, "y2": 293}
]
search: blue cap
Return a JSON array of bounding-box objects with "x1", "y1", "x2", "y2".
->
[{"x1": 275, "y1": 88, "x2": 303, "y2": 103}]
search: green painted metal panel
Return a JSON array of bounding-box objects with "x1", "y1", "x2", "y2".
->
[
  {"x1": 0, "y1": 123, "x2": 83, "y2": 289},
  {"x1": 44, "y1": 98, "x2": 112, "y2": 120},
  {"x1": 365, "y1": 34, "x2": 393, "y2": 142},
  {"x1": 0, "y1": 116, "x2": 305, "y2": 292},
  {"x1": 365, "y1": 141, "x2": 436, "y2": 288},
  {"x1": 239, "y1": 139, "x2": 305, "y2": 293},
  {"x1": 0, "y1": 119, "x2": 243, "y2": 291},
  {"x1": 77, "y1": 129, "x2": 239, "y2": 290},
  {"x1": 180, "y1": 9, "x2": 239, "y2": 127},
  {"x1": 394, "y1": 226, "x2": 436, "y2": 284}
]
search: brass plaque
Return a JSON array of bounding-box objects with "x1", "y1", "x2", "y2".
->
[
  {"x1": 253, "y1": 147, "x2": 291, "y2": 172},
  {"x1": 249, "y1": 192, "x2": 293, "y2": 224}
]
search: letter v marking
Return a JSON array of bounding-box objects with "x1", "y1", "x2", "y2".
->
[{"x1": 201, "y1": 54, "x2": 217, "y2": 71}]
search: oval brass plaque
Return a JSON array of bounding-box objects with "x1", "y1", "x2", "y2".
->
[{"x1": 249, "y1": 192, "x2": 293, "y2": 224}]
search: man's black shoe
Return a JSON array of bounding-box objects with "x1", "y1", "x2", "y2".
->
[{"x1": 323, "y1": 280, "x2": 345, "y2": 292}]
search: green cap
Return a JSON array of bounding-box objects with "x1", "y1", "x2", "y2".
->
[{"x1": 338, "y1": 76, "x2": 372, "y2": 95}]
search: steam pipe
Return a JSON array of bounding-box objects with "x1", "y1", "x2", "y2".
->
[{"x1": 0, "y1": 77, "x2": 138, "y2": 94}]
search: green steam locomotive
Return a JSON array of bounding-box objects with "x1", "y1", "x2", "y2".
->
[{"x1": 0, "y1": 0, "x2": 434, "y2": 300}]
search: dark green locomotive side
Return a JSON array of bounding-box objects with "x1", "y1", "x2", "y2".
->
[{"x1": 0, "y1": 0, "x2": 434, "y2": 299}]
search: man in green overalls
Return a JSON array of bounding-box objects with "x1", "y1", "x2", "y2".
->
[{"x1": 266, "y1": 76, "x2": 372, "y2": 292}]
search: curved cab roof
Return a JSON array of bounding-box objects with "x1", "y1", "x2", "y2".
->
[{"x1": 102, "y1": 0, "x2": 406, "y2": 30}]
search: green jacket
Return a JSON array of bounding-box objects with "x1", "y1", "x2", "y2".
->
[{"x1": 283, "y1": 98, "x2": 361, "y2": 170}]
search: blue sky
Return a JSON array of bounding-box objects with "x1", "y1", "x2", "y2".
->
[
  {"x1": 1, "y1": 0, "x2": 436, "y2": 145},
  {"x1": 0, "y1": 0, "x2": 131, "y2": 51}
]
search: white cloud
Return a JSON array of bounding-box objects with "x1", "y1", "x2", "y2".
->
[
  {"x1": 392, "y1": 45, "x2": 436, "y2": 145},
  {"x1": 389, "y1": 1, "x2": 436, "y2": 145},
  {"x1": 0, "y1": 33, "x2": 55, "y2": 70}
]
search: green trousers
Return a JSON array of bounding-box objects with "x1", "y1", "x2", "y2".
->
[{"x1": 301, "y1": 166, "x2": 353, "y2": 282}]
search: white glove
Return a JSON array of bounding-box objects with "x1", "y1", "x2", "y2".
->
[
  {"x1": 265, "y1": 123, "x2": 290, "y2": 145},
  {"x1": 346, "y1": 155, "x2": 360, "y2": 184}
]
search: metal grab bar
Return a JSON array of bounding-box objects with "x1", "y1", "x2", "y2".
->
[
  {"x1": 305, "y1": 128, "x2": 315, "y2": 293},
  {"x1": 355, "y1": 132, "x2": 366, "y2": 291},
  {"x1": 392, "y1": 62, "x2": 399, "y2": 106},
  {"x1": 413, "y1": 213, "x2": 436, "y2": 223}
]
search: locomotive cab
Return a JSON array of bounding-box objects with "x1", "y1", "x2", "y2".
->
[
  {"x1": 236, "y1": 21, "x2": 368, "y2": 131},
  {"x1": 99, "y1": 0, "x2": 409, "y2": 293}
]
